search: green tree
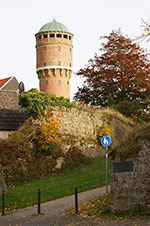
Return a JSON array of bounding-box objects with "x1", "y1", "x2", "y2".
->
[{"x1": 19, "y1": 89, "x2": 75, "y2": 118}]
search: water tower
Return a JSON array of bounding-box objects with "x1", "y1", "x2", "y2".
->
[{"x1": 35, "y1": 18, "x2": 73, "y2": 98}]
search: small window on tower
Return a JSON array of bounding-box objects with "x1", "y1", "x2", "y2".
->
[
  {"x1": 65, "y1": 70, "x2": 68, "y2": 77},
  {"x1": 38, "y1": 35, "x2": 42, "y2": 40},
  {"x1": 57, "y1": 34, "x2": 62, "y2": 38},
  {"x1": 58, "y1": 61, "x2": 61, "y2": 66},
  {"x1": 44, "y1": 46, "x2": 46, "y2": 51},
  {"x1": 58, "y1": 46, "x2": 61, "y2": 51},
  {"x1": 50, "y1": 34, "x2": 55, "y2": 38},
  {"x1": 46, "y1": 80, "x2": 48, "y2": 85},
  {"x1": 63, "y1": 34, "x2": 68, "y2": 39},
  {"x1": 58, "y1": 80, "x2": 61, "y2": 85},
  {"x1": 43, "y1": 34, "x2": 48, "y2": 38},
  {"x1": 67, "y1": 81, "x2": 69, "y2": 85},
  {"x1": 69, "y1": 36, "x2": 71, "y2": 40},
  {"x1": 44, "y1": 62, "x2": 46, "y2": 66}
]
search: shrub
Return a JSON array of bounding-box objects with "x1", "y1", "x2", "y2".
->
[
  {"x1": 112, "y1": 100, "x2": 150, "y2": 122},
  {"x1": 35, "y1": 112, "x2": 60, "y2": 155},
  {"x1": 19, "y1": 89, "x2": 75, "y2": 119},
  {"x1": 0, "y1": 139, "x2": 18, "y2": 166},
  {"x1": 98, "y1": 124, "x2": 114, "y2": 145}
]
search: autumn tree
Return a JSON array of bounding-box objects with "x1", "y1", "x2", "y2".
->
[
  {"x1": 35, "y1": 111, "x2": 60, "y2": 155},
  {"x1": 74, "y1": 29, "x2": 150, "y2": 121},
  {"x1": 140, "y1": 18, "x2": 150, "y2": 41}
]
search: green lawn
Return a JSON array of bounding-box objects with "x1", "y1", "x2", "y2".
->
[{"x1": 1, "y1": 157, "x2": 110, "y2": 212}]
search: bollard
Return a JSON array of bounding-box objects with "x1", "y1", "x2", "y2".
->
[
  {"x1": 75, "y1": 187, "x2": 78, "y2": 214},
  {"x1": 38, "y1": 188, "x2": 41, "y2": 214},
  {"x1": 2, "y1": 190, "x2": 5, "y2": 216}
]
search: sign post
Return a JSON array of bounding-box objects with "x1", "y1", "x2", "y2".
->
[{"x1": 101, "y1": 135, "x2": 111, "y2": 194}]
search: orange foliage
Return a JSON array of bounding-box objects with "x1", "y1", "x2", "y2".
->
[{"x1": 36, "y1": 112, "x2": 60, "y2": 154}]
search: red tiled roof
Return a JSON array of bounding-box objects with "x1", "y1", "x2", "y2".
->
[{"x1": 0, "y1": 77, "x2": 12, "y2": 88}]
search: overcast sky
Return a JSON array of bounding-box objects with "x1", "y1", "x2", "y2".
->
[{"x1": 0, "y1": 0, "x2": 150, "y2": 99}]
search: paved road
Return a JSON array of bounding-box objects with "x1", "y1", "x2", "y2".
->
[
  {"x1": 0, "y1": 186, "x2": 105, "y2": 226},
  {"x1": 0, "y1": 186, "x2": 150, "y2": 226}
]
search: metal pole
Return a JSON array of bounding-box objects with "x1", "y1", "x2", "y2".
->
[
  {"x1": 2, "y1": 190, "x2": 5, "y2": 216},
  {"x1": 75, "y1": 187, "x2": 78, "y2": 214},
  {"x1": 106, "y1": 146, "x2": 108, "y2": 194},
  {"x1": 38, "y1": 188, "x2": 41, "y2": 214}
]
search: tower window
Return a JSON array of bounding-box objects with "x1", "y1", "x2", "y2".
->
[
  {"x1": 63, "y1": 34, "x2": 68, "y2": 39},
  {"x1": 50, "y1": 34, "x2": 55, "y2": 38},
  {"x1": 57, "y1": 34, "x2": 62, "y2": 38},
  {"x1": 46, "y1": 80, "x2": 48, "y2": 85},
  {"x1": 43, "y1": 34, "x2": 48, "y2": 38},
  {"x1": 58, "y1": 46, "x2": 61, "y2": 51},
  {"x1": 65, "y1": 70, "x2": 68, "y2": 77},
  {"x1": 44, "y1": 62, "x2": 46, "y2": 66},
  {"x1": 58, "y1": 61, "x2": 61, "y2": 66},
  {"x1": 38, "y1": 35, "x2": 42, "y2": 40},
  {"x1": 67, "y1": 81, "x2": 69, "y2": 85},
  {"x1": 69, "y1": 63, "x2": 71, "y2": 67},
  {"x1": 69, "y1": 36, "x2": 71, "y2": 40},
  {"x1": 58, "y1": 80, "x2": 61, "y2": 85},
  {"x1": 60, "y1": 69, "x2": 63, "y2": 76},
  {"x1": 44, "y1": 46, "x2": 46, "y2": 51}
]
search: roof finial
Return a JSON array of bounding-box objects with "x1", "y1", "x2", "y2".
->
[{"x1": 53, "y1": 16, "x2": 56, "y2": 21}]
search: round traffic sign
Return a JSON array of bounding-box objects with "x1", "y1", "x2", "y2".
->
[{"x1": 101, "y1": 135, "x2": 111, "y2": 146}]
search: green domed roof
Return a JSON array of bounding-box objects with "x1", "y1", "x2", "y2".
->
[{"x1": 38, "y1": 18, "x2": 73, "y2": 34}]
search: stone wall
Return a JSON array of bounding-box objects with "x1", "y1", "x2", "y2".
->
[
  {"x1": 50, "y1": 105, "x2": 134, "y2": 157},
  {"x1": 1, "y1": 104, "x2": 135, "y2": 185},
  {"x1": 0, "y1": 90, "x2": 19, "y2": 110},
  {"x1": 110, "y1": 137, "x2": 150, "y2": 211}
]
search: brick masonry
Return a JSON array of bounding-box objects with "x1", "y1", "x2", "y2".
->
[{"x1": 35, "y1": 31, "x2": 73, "y2": 98}]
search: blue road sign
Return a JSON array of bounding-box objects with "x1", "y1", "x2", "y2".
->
[{"x1": 101, "y1": 135, "x2": 111, "y2": 146}]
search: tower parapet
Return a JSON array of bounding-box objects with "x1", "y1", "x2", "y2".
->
[{"x1": 35, "y1": 18, "x2": 73, "y2": 98}]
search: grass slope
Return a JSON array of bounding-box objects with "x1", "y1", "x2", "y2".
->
[{"x1": 1, "y1": 157, "x2": 109, "y2": 212}]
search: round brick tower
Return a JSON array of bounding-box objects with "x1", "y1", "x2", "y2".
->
[{"x1": 35, "y1": 18, "x2": 73, "y2": 98}]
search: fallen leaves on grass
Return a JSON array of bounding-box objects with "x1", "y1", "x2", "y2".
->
[
  {"x1": 68, "y1": 194, "x2": 150, "y2": 220},
  {"x1": 68, "y1": 194, "x2": 111, "y2": 218}
]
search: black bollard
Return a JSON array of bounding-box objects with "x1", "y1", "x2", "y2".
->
[
  {"x1": 2, "y1": 190, "x2": 5, "y2": 216},
  {"x1": 75, "y1": 187, "x2": 78, "y2": 214},
  {"x1": 38, "y1": 188, "x2": 41, "y2": 214}
]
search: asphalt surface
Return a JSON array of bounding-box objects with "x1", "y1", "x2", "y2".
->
[
  {"x1": 0, "y1": 186, "x2": 150, "y2": 226},
  {"x1": 0, "y1": 186, "x2": 105, "y2": 226}
]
